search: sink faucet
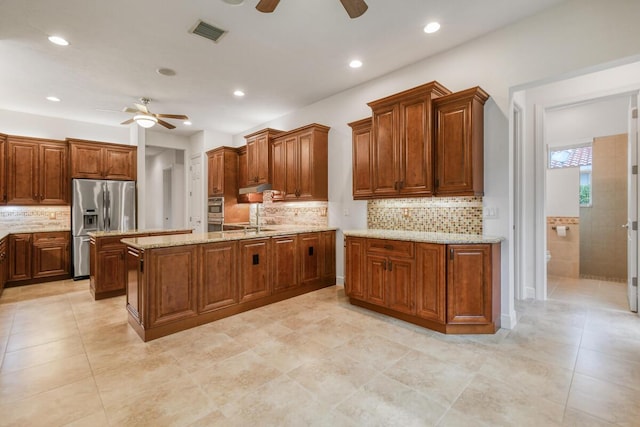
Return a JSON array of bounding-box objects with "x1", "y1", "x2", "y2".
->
[{"x1": 255, "y1": 204, "x2": 261, "y2": 233}]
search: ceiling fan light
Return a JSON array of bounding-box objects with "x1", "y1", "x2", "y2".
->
[
  {"x1": 424, "y1": 22, "x2": 441, "y2": 34},
  {"x1": 349, "y1": 59, "x2": 363, "y2": 69},
  {"x1": 134, "y1": 114, "x2": 158, "y2": 128}
]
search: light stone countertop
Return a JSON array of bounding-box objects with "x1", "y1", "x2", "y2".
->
[
  {"x1": 88, "y1": 228, "x2": 193, "y2": 238},
  {"x1": 343, "y1": 229, "x2": 504, "y2": 244},
  {"x1": 121, "y1": 226, "x2": 338, "y2": 250}
]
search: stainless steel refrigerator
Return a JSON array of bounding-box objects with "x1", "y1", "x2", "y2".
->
[{"x1": 72, "y1": 179, "x2": 136, "y2": 279}]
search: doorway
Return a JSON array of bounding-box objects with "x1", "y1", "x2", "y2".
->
[{"x1": 163, "y1": 166, "x2": 173, "y2": 228}]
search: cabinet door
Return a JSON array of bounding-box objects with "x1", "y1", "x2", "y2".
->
[
  {"x1": 299, "y1": 233, "x2": 321, "y2": 286},
  {"x1": 7, "y1": 140, "x2": 38, "y2": 204},
  {"x1": 207, "y1": 151, "x2": 224, "y2": 197},
  {"x1": 271, "y1": 235, "x2": 298, "y2": 292},
  {"x1": 351, "y1": 119, "x2": 373, "y2": 199},
  {"x1": 447, "y1": 245, "x2": 492, "y2": 325},
  {"x1": 69, "y1": 143, "x2": 104, "y2": 179},
  {"x1": 386, "y1": 256, "x2": 415, "y2": 315},
  {"x1": 0, "y1": 137, "x2": 6, "y2": 204},
  {"x1": 148, "y1": 246, "x2": 199, "y2": 328},
  {"x1": 39, "y1": 143, "x2": 68, "y2": 204},
  {"x1": 399, "y1": 95, "x2": 433, "y2": 195},
  {"x1": 8, "y1": 233, "x2": 32, "y2": 281},
  {"x1": 371, "y1": 105, "x2": 398, "y2": 196},
  {"x1": 237, "y1": 146, "x2": 250, "y2": 203},
  {"x1": 96, "y1": 248, "x2": 126, "y2": 292},
  {"x1": 435, "y1": 101, "x2": 471, "y2": 194},
  {"x1": 0, "y1": 238, "x2": 6, "y2": 296},
  {"x1": 32, "y1": 235, "x2": 70, "y2": 279},
  {"x1": 104, "y1": 146, "x2": 136, "y2": 180},
  {"x1": 320, "y1": 231, "x2": 336, "y2": 283},
  {"x1": 416, "y1": 243, "x2": 446, "y2": 323},
  {"x1": 365, "y1": 253, "x2": 387, "y2": 306},
  {"x1": 296, "y1": 131, "x2": 316, "y2": 201},
  {"x1": 246, "y1": 138, "x2": 258, "y2": 185},
  {"x1": 345, "y1": 237, "x2": 365, "y2": 299},
  {"x1": 283, "y1": 136, "x2": 298, "y2": 200},
  {"x1": 239, "y1": 239, "x2": 270, "y2": 302},
  {"x1": 200, "y1": 241, "x2": 238, "y2": 312},
  {"x1": 255, "y1": 133, "x2": 271, "y2": 185},
  {"x1": 271, "y1": 139, "x2": 285, "y2": 199}
]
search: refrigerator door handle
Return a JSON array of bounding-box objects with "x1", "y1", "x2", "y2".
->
[
  {"x1": 102, "y1": 186, "x2": 107, "y2": 230},
  {"x1": 105, "y1": 188, "x2": 111, "y2": 231}
]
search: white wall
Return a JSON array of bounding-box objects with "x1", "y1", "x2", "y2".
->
[
  {"x1": 145, "y1": 149, "x2": 186, "y2": 229},
  {"x1": 546, "y1": 168, "x2": 580, "y2": 217}
]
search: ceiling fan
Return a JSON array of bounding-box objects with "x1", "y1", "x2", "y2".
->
[
  {"x1": 256, "y1": 0, "x2": 368, "y2": 19},
  {"x1": 120, "y1": 98, "x2": 189, "y2": 129}
]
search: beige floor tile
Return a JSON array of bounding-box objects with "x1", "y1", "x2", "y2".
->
[
  {"x1": 287, "y1": 350, "x2": 378, "y2": 406},
  {"x1": 451, "y1": 373, "x2": 565, "y2": 426},
  {"x1": 251, "y1": 330, "x2": 332, "y2": 373},
  {"x1": 436, "y1": 407, "x2": 492, "y2": 427},
  {"x1": 166, "y1": 331, "x2": 249, "y2": 373},
  {"x1": 567, "y1": 373, "x2": 640, "y2": 425},
  {"x1": 575, "y1": 347, "x2": 640, "y2": 392},
  {"x1": 580, "y1": 329, "x2": 640, "y2": 363},
  {"x1": 562, "y1": 408, "x2": 616, "y2": 426},
  {"x1": 298, "y1": 316, "x2": 366, "y2": 348},
  {"x1": 191, "y1": 350, "x2": 282, "y2": 408},
  {"x1": 188, "y1": 410, "x2": 228, "y2": 427},
  {"x1": 6, "y1": 323, "x2": 80, "y2": 352},
  {"x1": 336, "y1": 374, "x2": 447, "y2": 426},
  {"x1": 0, "y1": 353, "x2": 92, "y2": 405},
  {"x1": 334, "y1": 333, "x2": 411, "y2": 370},
  {"x1": 1, "y1": 334, "x2": 85, "y2": 374},
  {"x1": 383, "y1": 349, "x2": 475, "y2": 407},
  {"x1": 0, "y1": 377, "x2": 103, "y2": 427},
  {"x1": 493, "y1": 333, "x2": 580, "y2": 370}
]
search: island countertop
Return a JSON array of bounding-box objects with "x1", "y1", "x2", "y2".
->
[
  {"x1": 88, "y1": 228, "x2": 193, "y2": 238},
  {"x1": 343, "y1": 229, "x2": 504, "y2": 244},
  {"x1": 121, "y1": 226, "x2": 338, "y2": 250}
]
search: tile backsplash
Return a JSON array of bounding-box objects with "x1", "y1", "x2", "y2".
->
[
  {"x1": 249, "y1": 191, "x2": 329, "y2": 227},
  {"x1": 0, "y1": 206, "x2": 71, "y2": 230},
  {"x1": 367, "y1": 197, "x2": 483, "y2": 234}
]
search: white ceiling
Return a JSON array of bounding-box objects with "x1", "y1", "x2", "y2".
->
[{"x1": 0, "y1": 0, "x2": 565, "y2": 136}]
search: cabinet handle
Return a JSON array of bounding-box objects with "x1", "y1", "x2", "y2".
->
[
  {"x1": 393, "y1": 182, "x2": 398, "y2": 191},
  {"x1": 384, "y1": 244, "x2": 393, "y2": 250},
  {"x1": 252, "y1": 254, "x2": 260, "y2": 265},
  {"x1": 450, "y1": 248, "x2": 454, "y2": 261},
  {"x1": 140, "y1": 260, "x2": 144, "y2": 273},
  {"x1": 382, "y1": 260, "x2": 387, "y2": 271},
  {"x1": 388, "y1": 261, "x2": 393, "y2": 271},
  {"x1": 308, "y1": 246, "x2": 314, "y2": 256},
  {"x1": 399, "y1": 181, "x2": 404, "y2": 189}
]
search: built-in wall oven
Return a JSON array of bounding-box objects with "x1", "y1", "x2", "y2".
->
[{"x1": 207, "y1": 197, "x2": 224, "y2": 231}]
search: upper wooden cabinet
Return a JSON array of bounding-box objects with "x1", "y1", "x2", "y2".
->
[
  {"x1": 206, "y1": 148, "x2": 226, "y2": 197},
  {"x1": 244, "y1": 128, "x2": 282, "y2": 186},
  {"x1": 6, "y1": 136, "x2": 68, "y2": 205},
  {"x1": 0, "y1": 134, "x2": 6, "y2": 204},
  {"x1": 348, "y1": 118, "x2": 373, "y2": 200},
  {"x1": 68, "y1": 139, "x2": 137, "y2": 181},
  {"x1": 271, "y1": 124, "x2": 329, "y2": 202},
  {"x1": 434, "y1": 87, "x2": 489, "y2": 196},
  {"x1": 366, "y1": 82, "x2": 451, "y2": 199}
]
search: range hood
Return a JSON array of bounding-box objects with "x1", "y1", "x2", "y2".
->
[{"x1": 239, "y1": 183, "x2": 272, "y2": 195}]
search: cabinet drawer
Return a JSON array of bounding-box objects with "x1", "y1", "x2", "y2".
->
[
  {"x1": 33, "y1": 231, "x2": 68, "y2": 244},
  {"x1": 366, "y1": 239, "x2": 414, "y2": 258}
]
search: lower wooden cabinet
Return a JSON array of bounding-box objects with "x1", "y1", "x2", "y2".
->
[
  {"x1": 126, "y1": 230, "x2": 337, "y2": 341},
  {"x1": 8, "y1": 232, "x2": 69, "y2": 285},
  {"x1": 345, "y1": 236, "x2": 500, "y2": 334},
  {"x1": 0, "y1": 237, "x2": 7, "y2": 296}
]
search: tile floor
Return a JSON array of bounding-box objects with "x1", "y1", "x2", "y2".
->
[{"x1": 0, "y1": 275, "x2": 638, "y2": 426}]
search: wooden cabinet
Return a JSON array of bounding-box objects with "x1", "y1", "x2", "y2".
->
[
  {"x1": 0, "y1": 134, "x2": 6, "y2": 204},
  {"x1": 447, "y1": 244, "x2": 500, "y2": 330},
  {"x1": 244, "y1": 128, "x2": 282, "y2": 186},
  {"x1": 32, "y1": 232, "x2": 70, "y2": 279},
  {"x1": 8, "y1": 233, "x2": 32, "y2": 282},
  {"x1": 345, "y1": 235, "x2": 500, "y2": 334},
  {"x1": 0, "y1": 236, "x2": 7, "y2": 296},
  {"x1": 68, "y1": 139, "x2": 137, "y2": 181},
  {"x1": 200, "y1": 241, "x2": 239, "y2": 312},
  {"x1": 320, "y1": 230, "x2": 336, "y2": 285},
  {"x1": 207, "y1": 149, "x2": 225, "y2": 197},
  {"x1": 271, "y1": 124, "x2": 329, "y2": 201},
  {"x1": 7, "y1": 232, "x2": 70, "y2": 284},
  {"x1": 299, "y1": 232, "x2": 321, "y2": 286},
  {"x1": 206, "y1": 147, "x2": 250, "y2": 222},
  {"x1": 6, "y1": 136, "x2": 68, "y2": 205},
  {"x1": 434, "y1": 87, "x2": 489, "y2": 196},
  {"x1": 239, "y1": 238, "x2": 271, "y2": 302},
  {"x1": 348, "y1": 118, "x2": 373, "y2": 200},
  {"x1": 365, "y1": 82, "x2": 450, "y2": 199},
  {"x1": 272, "y1": 235, "x2": 298, "y2": 292},
  {"x1": 90, "y1": 230, "x2": 192, "y2": 300}
]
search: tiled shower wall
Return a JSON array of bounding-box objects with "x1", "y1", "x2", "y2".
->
[
  {"x1": 0, "y1": 206, "x2": 71, "y2": 230},
  {"x1": 250, "y1": 191, "x2": 329, "y2": 227},
  {"x1": 367, "y1": 196, "x2": 483, "y2": 234},
  {"x1": 547, "y1": 216, "x2": 580, "y2": 278}
]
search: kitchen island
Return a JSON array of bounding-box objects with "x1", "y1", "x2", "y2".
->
[
  {"x1": 122, "y1": 227, "x2": 336, "y2": 341},
  {"x1": 344, "y1": 229, "x2": 503, "y2": 334}
]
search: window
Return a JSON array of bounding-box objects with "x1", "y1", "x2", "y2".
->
[{"x1": 548, "y1": 144, "x2": 592, "y2": 207}]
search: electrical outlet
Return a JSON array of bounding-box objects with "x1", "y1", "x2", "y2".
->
[
  {"x1": 483, "y1": 207, "x2": 499, "y2": 219},
  {"x1": 402, "y1": 208, "x2": 410, "y2": 218},
  {"x1": 343, "y1": 208, "x2": 350, "y2": 216},
  {"x1": 49, "y1": 212, "x2": 57, "y2": 220}
]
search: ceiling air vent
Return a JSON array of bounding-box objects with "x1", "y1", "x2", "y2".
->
[{"x1": 191, "y1": 20, "x2": 226, "y2": 43}]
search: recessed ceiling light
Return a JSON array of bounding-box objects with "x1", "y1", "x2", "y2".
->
[
  {"x1": 183, "y1": 121, "x2": 192, "y2": 126},
  {"x1": 222, "y1": 0, "x2": 244, "y2": 4},
  {"x1": 349, "y1": 60, "x2": 363, "y2": 69},
  {"x1": 234, "y1": 90, "x2": 245, "y2": 97},
  {"x1": 48, "y1": 36, "x2": 69, "y2": 46},
  {"x1": 46, "y1": 96, "x2": 61, "y2": 102},
  {"x1": 423, "y1": 22, "x2": 441, "y2": 34},
  {"x1": 156, "y1": 68, "x2": 176, "y2": 76}
]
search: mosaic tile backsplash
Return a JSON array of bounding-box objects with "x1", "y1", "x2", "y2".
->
[
  {"x1": 249, "y1": 191, "x2": 329, "y2": 227},
  {"x1": 0, "y1": 206, "x2": 71, "y2": 230},
  {"x1": 367, "y1": 197, "x2": 483, "y2": 234}
]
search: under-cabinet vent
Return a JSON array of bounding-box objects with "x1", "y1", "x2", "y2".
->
[{"x1": 191, "y1": 20, "x2": 227, "y2": 43}]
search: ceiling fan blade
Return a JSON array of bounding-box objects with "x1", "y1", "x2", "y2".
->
[
  {"x1": 256, "y1": 0, "x2": 280, "y2": 13},
  {"x1": 120, "y1": 118, "x2": 135, "y2": 125},
  {"x1": 134, "y1": 103, "x2": 149, "y2": 113},
  {"x1": 154, "y1": 113, "x2": 189, "y2": 120},
  {"x1": 339, "y1": 0, "x2": 368, "y2": 18},
  {"x1": 123, "y1": 107, "x2": 140, "y2": 114},
  {"x1": 157, "y1": 119, "x2": 176, "y2": 129}
]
